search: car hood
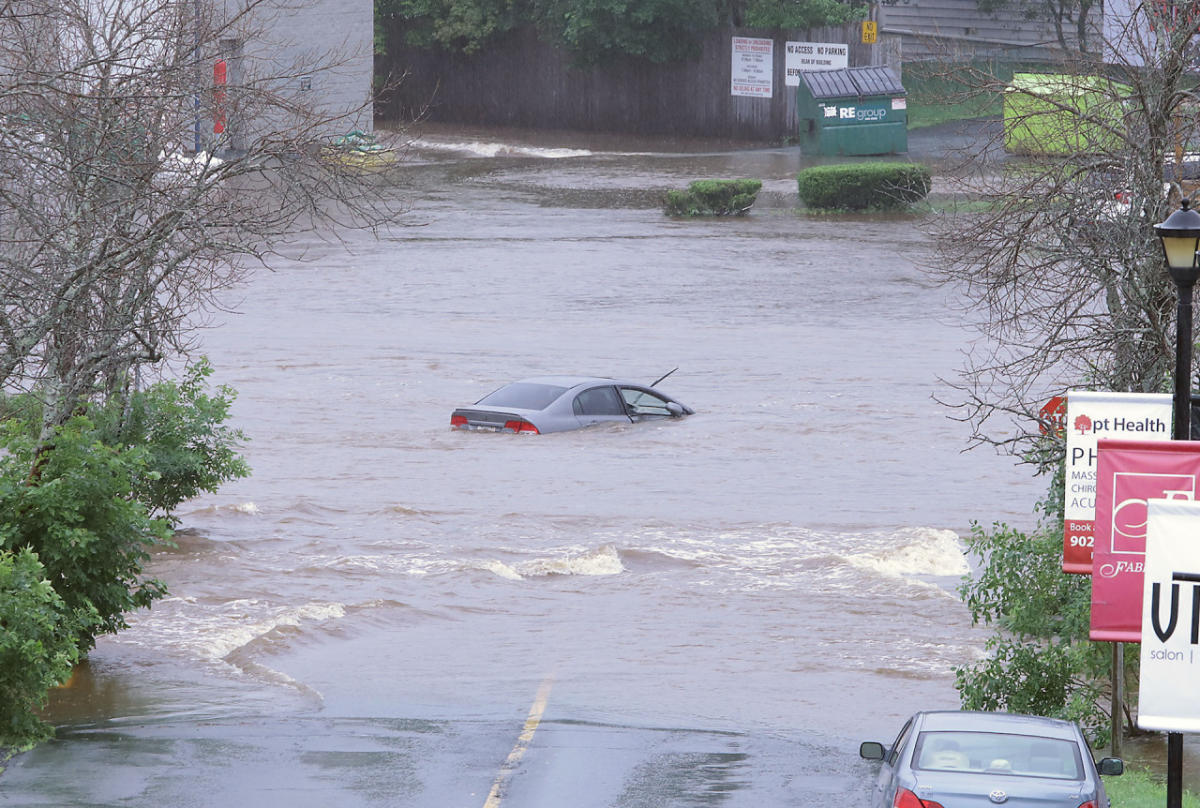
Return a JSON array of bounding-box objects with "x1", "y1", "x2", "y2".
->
[{"x1": 909, "y1": 772, "x2": 1090, "y2": 808}]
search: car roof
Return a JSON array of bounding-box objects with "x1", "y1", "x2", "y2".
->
[{"x1": 916, "y1": 711, "x2": 1080, "y2": 740}]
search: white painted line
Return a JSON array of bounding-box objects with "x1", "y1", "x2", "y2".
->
[{"x1": 483, "y1": 676, "x2": 554, "y2": 808}]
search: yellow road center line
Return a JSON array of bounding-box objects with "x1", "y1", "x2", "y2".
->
[{"x1": 483, "y1": 676, "x2": 555, "y2": 808}]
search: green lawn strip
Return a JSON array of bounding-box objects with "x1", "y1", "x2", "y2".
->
[{"x1": 1104, "y1": 766, "x2": 1200, "y2": 808}]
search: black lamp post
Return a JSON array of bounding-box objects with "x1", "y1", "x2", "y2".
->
[
  {"x1": 1153, "y1": 198, "x2": 1200, "y2": 808},
  {"x1": 1155, "y1": 200, "x2": 1200, "y2": 442}
]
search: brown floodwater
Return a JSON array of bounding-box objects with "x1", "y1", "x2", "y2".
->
[{"x1": 9, "y1": 127, "x2": 1184, "y2": 807}]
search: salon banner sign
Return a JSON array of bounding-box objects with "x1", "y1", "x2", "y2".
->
[
  {"x1": 1091, "y1": 439, "x2": 1200, "y2": 642},
  {"x1": 1062, "y1": 391, "x2": 1171, "y2": 574},
  {"x1": 1139, "y1": 499, "x2": 1200, "y2": 731}
]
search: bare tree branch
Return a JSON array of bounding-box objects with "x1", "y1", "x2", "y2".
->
[{"x1": 0, "y1": 0, "x2": 403, "y2": 446}]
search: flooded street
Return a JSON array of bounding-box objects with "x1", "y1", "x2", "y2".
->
[{"x1": 4, "y1": 129, "x2": 1046, "y2": 806}]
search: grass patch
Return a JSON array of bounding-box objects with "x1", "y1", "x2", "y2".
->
[
  {"x1": 903, "y1": 60, "x2": 1056, "y2": 129},
  {"x1": 1105, "y1": 767, "x2": 1200, "y2": 808}
]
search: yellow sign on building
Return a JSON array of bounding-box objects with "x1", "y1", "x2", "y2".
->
[{"x1": 862, "y1": 20, "x2": 877, "y2": 44}]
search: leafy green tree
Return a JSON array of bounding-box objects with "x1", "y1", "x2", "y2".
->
[
  {"x1": 740, "y1": 0, "x2": 864, "y2": 29},
  {"x1": 0, "y1": 362, "x2": 248, "y2": 652},
  {"x1": 0, "y1": 416, "x2": 173, "y2": 652},
  {"x1": 0, "y1": 362, "x2": 248, "y2": 751},
  {"x1": 531, "y1": 0, "x2": 725, "y2": 64},
  {"x1": 0, "y1": 548, "x2": 81, "y2": 750},
  {"x1": 375, "y1": 0, "x2": 868, "y2": 62},
  {"x1": 955, "y1": 444, "x2": 1133, "y2": 744},
  {"x1": 3, "y1": 360, "x2": 249, "y2": 524},
  {"x1": 377, "y1": 0, "x2": 524, "y2": 53},
  {"x1": 90, "y1": 360, "x2": 250, "y2": 522},
  {"x1": 931, "y1": 6, "x2": 1200, "y2": 745}
]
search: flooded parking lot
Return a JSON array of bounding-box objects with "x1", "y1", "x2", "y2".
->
[{"x1": 4, "y1": 127, "x2": 1050, "y2": 807}]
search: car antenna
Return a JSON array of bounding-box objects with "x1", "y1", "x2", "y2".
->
[{"x1": 651, "y1": 367, "x2": 678, "y2": 387}]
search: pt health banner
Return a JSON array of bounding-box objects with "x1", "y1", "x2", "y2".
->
[
  {"x1": 1091, "y1": 439, "x2": 1200, "y2": 642},
  {"x1": 1063, "y1": 391, "x2": 1170, "y2": 574}
]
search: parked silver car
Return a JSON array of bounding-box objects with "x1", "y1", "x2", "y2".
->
[
  {"x1": 860, "y1": 711, "x2": 1122, "y2": 808},
  {"x1": 450, "y1": 375, "x2": 694, "y2": 434}
]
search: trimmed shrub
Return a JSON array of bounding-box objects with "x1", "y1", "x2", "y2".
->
[
  {"x1": 664, "y1": 178, "x2": 763, "y2": 216},
  {"x1": 797, "y1": 163, "x2": 931, "y2": 210}
]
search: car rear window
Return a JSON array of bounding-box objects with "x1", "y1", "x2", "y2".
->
[
  {"x1": 477, "y1": 383, "x2": 568, "y2": 411},
  {"x1": 912, "y1": 731, "x2": 1083, "y2": 780}
]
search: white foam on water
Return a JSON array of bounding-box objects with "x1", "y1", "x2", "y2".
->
[
  {"x1": 477, "y1": 559, "x2": 524, "y2": 580},
  {"x1": 476, "y1": 544, "x2": 625, "y2": 580},
  {"x1": 843, "y1": 528, "x2": 969, "y2": 579},
  {"x1": 520, "y1": 543, "x2": 624, "y2": 577},
  {"x1": 584, "y1": 524, "x2": 970, "y2": 599},
  {"x1": 179, "y1": 501, "x2": 260, "y2": 518},
  {"x1": 409, "y1": 137, "x2": 593, "y2": 159},
  {"x1": 310, "y1": 553, "x2": 451, "y2": 576},
  {"x1": 117, "y1": 597, "x2": 346, "y2": 663}
]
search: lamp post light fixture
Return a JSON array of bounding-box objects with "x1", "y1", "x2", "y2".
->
[
  {"x1": 1155, "y1": 199, "x2": 1200, "y2": 443},
  {"x1": 1153, "y1": 198, "x2": 1200, "y2": 808}
]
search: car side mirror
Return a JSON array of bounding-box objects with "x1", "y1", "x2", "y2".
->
[
  {"x1": 666, "y1": 402, "x2": 684, "y2": 417},
  {"x1": 860, "y1": 742, "x2": 886, "y2": 761},
  {"x1": 1097, "y1": 757, "x2": 1124, "y2": 776}
]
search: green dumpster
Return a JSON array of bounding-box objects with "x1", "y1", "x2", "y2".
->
[
  {"x1": 796, "y1": 67, "x2": 907, "y2": 156},
  {"x1": 1003, "y1": 73, "x2": 1128, "y2": 156}
]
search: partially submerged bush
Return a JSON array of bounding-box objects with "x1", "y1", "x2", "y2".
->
[
  {"x1": 665, "y1": 178, "x2": 763, "y2": 216},
  {"x1": 797, "y1": 163, "x2": 931, "y2": 210},
  {"x1": 0, "y1": 548, "x2": 79, "y2": 750},
  {"x1": 0, "y1": 416, "x2": 174, "y2": 651}
]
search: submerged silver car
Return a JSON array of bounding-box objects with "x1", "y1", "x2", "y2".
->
[
  {"x1": 450, "y1": 375, "x2": 693, "y2": 434},
  {"x1": 860, "y1": 711, "x2": 1123, "y2": 808}
]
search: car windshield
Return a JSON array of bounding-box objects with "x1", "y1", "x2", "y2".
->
[
  {"x1": 620, "y1": 387, "x2": 673, "y2": 415},
  {"x1": 477, "y1": 383, "x2": 568, "y2": 411},
  {"x1": 912, "y1": 731, "x2": 1083, "y2": 780}
]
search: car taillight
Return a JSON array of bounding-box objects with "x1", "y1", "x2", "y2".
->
[
  {"x1": 1078, "y1": 802, "x2": 1097, "y2": 808},
  {"x1": 893, "y1": 788, "x2": 945, "y2": 808},
  {"x1": 450, "y1": 414, "x2": 468, "y2": 428},
  {"x1": 503, "y1": 420, "x2": 539, "y2": 434}
]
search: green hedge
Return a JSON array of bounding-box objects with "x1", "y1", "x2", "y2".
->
[
  {"x1": 796, "y1": 163, "x2": 931, "y2": 210},
  {"x1": 665, "y1": 179, "x2": 763, "y2": 216}
]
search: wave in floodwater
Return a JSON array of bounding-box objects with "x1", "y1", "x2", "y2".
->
[
  {"x1": 409, "y1": 137, "x2": 596, "y2": 159},
  {"x1": 119, "y1": 522, "x2": 970, "y2": 681},
  {"x1": 473, "y1": 543, "x2": 626, "y2": 580}
]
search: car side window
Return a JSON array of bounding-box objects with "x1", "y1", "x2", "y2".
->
[
  {"x1": 619, "y1": 387, "x2": 672, "y2": 416},
  {"x1": 574, "y1": 386, "x2": 626, "y2": 416},
  {"x1": 887, "y1": 719, "x2": 914, "y2": 766}
]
